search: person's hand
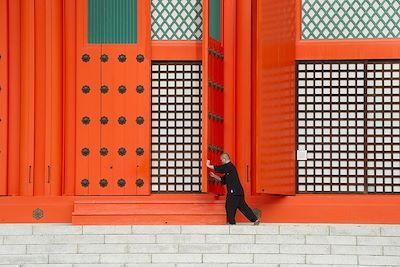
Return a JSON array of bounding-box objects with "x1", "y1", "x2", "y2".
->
[{"x1": 206, "y1": 160, "x2": 211, "y2": 167}]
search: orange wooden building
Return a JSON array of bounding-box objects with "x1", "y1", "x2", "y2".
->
[{"x1": 0, "y1": 0, "x2": 400, "y2": 224}]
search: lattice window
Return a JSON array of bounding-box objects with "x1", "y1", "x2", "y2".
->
[
  {"x1": 151, "y1": 0, "x2": 203, "y2": 40},
  {"x1": 297, "y1": 61, "x2": 400, "y2": 194},
  {"x1": 366, "y1": 63, "x2": 400, "y2": 193},
  {"x1": 151, "y1": 62, "x2": 202, "y2": 193},
  {"x1": 302, "y1": 0, "x2": 400, "y2": 39}
]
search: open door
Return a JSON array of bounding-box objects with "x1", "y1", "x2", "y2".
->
[
  {"x1": 254, "y1": 0, "x2": 296, "y2": 195},
  {"x1": 203, "y1": 0, "x2": 225, "y2": 195}
]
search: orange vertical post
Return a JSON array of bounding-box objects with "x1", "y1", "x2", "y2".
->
[
  {"x1": 0, "y1": 0, "x2": 8, "y2": 195},
  {"x1": 223, "y1": 0, "x2": 236, "y2": 164},
  {"x1": 201, "y1": 0, "x2": 209, "y2": 193},
  {"x1": 20, "y1": 0, "x2": 35, "y2": 196},
  {"x1": 7, "y1": 0, "x2": 21, "y2": 196},
  {"x1": 45, "y1": 0, "x2": 63, "y2": 195},
  {"x1": 235, "y1": 0, "x2": 252, "y2": 195},
  {"x1": 34, "y1": 0, "x2": 46, "y2": 196},
  {"x1": 63, "y1": 0, "x2": 76, "y2": 195}
]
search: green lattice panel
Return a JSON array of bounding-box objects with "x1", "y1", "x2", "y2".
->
[
  {"x1": 302, "y1": 0, "x2": 400, "y2": 39},
  {"x1": 151, "y1": 0, "x2": 203, "y2": 40}
]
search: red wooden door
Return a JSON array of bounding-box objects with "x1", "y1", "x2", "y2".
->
[
  {"x1": 204, "y1": 0, "x2": 225, "y2": 195},
  {"x1": 75, "y1": 0, "x2": 150, "y2": 195}
]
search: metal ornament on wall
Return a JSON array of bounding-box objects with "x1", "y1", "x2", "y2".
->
[
  {"x1": 136, "y1": 178, "x2": 144, "y2": 187},
  {"x1": 118, "y1": 147, "x2": 127, "y2": 156},
  {"x1": 81, "y1": 148, "x2": 90, "y2": 156},
  {"x1": 100, "y1": 85, "x2": 109, "y2": 94},
  {"x1": 100, "y1": 147, "x2": 108, "y2": 156},
  {"x1": 136, "y1": 54, "x2": 144, "y2": 62},
  {"x1": 118, "y1": 85, "x2": 127, "y2": 94},
  {"x1": 136, "y1": 85, "x2": 144, "y2": 94},
  {"x1": 136, "y1": 116, "x2": 144, "y2": 125},
  {"x1": 99, "y1": 179, "x2": 108, "y2": 188},
  {"x1": 118, "y1": 54, "x2": 127, "y2": 63},
  {"x1": 32, "y1": 208, "x2": 44, "y2": 220},
  {"x1": 100, "y1": 54, "x2": 109, "y2": 62},
  {"x1": 100, "y1": 116, "x2": 109, "y2": 125},
  {"x1": 82, "y1": 85, "x2": 90, "y2": 94},
  {"x1": 136, "y1": 147, "x2": 144, "y2": 156},
  {"x1": 81, "y1": 54, "x2": 90, "y2": 62},
  {"x1": 81, "y1": 179, "x2": 89, "y2": 187},
  {"x1": 118, "y1": 116, "x2": 127, "y2": 125},
  {"x1": 117, "y1": 179, "x2": 126, "y2": 187},
  {"x1": 82, "y1": 116, "x2": 90, "y2": 125}
]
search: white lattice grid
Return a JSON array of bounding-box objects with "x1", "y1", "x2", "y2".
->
[
  {"x1": 366, "y1": 63, "x2": 400, "y2": 193},
  {"x1": 151, "y1": 0, "x2": 203, "y2": 40},
  {"x1": 297, "y1": 63, "x2": 366, "y2": 193},
  {"x1": 302, "y1": 0, "x2": 400, "y2": 39},
  {"x1": 151, "y1": 63, "x2": 203, "y2": 192}
]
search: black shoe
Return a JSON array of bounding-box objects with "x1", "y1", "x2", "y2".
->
[{"x1": 252, "y1": 208, "x2": 262, "y2": 220}]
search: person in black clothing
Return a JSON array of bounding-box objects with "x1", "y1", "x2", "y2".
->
[{"x1": 206, "y1": 153, "x2": 261, "y2": 225}]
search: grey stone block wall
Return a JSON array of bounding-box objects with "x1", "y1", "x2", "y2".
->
[{"x1": 0, "y1": 224, "x2": 399, "y2": 266}]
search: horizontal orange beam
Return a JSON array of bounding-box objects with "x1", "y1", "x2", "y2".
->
[
  {"x1": 151, "y1": 41, "x2": 202, "y2": 61},
  {"x1": 296, "y1": 39, "x2": 400, "y2": 60},
  {"x1": 1, "y1": 194, "x2": 400, "y2": 224}
]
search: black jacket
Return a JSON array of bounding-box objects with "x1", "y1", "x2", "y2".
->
[{"x1": 214, "y1": 162, "x2": 244, "y2": 196}]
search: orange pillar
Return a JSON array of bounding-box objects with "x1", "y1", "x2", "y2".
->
[
  {"x1": 20, "y1": 0, "x2": 35, "y2": 196},
  {"x1": 201, "y1": 0, "x2": 209, "y2": 192},
  {"x1": 7, "y1": 0, "x2": 21, "y2": 196},
  {"x1": 223, "y1": 0, "x2": 236, "y2": 163},
  {"x1": 235, "y1": 0, "x2": 252, "y2": 195},
  {"x1": 0, "y1": 0, "x2": 8, "y2": 195},
  {"x1": 63, "y1": 0, "x2": 76, "y2": 195},
  {"x1": 34, "y1": 0, "x2": 46, "y2": 196},
  {"x1": 45, "y1": 0, "x2": 63, "y2": 195}
]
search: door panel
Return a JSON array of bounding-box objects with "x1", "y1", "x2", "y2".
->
[
  {"x1": 255, "y1": 0, "x2": 296, "y2": 195},
  {"x1": 205, "y1": 0, "x2": 225, "y2": 195},
  {"x1": 75, "y1": 0, "x2": 150, "y2": 195}
]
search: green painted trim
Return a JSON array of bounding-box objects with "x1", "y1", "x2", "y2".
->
[
  {"x1": 210, "y1": 0, "x2": 221, "y2": 41},
  {"x1": 88, "y1": 0, "x2": 137, "y2": 44}
]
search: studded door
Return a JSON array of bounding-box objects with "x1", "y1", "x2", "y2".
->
[
  {"x1": 206, "y1": 0, "x2": 224, "y2": 195},
  {"x1": 75, "y1": 0, "x2": 150, "y2": 195}
]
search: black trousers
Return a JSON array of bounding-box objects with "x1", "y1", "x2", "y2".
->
[{"x1": 225, "y1": 194, "x2": 258, "y2": 224}]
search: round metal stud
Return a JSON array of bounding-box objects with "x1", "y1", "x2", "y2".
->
[
  {"x1": 81, "y1": 179, "x2": 89, "y2": 187},
  {"x1": 136, "y1": 85, "x2": 144, "y2": 94},
  {"x1": 82, "y1": 116, "x2": 90, "y2": 125},
  {"x1": 118, "y1": 147, "x2": 127, "y2": 156},
  {"x1": 100, "y1": 147, "x2": 108, "y2": 156},
  {"x1": 136, "y1": 54, "x2": 144, "y2": 62},
  {"x1": 136, "y1": 147, "x2": 144, "y2": 156},
  {"x1": 99, "y1": 179, "x2": 108, "y2": 187},
  {"x1": 100, "y1": 85, "x2": 109, "y2": 94},
  {"x1": 118, "y1": 116, "x2": 127, "y2": 125},
  {"x1": 136, "y1": 116, "x2": 144, "y2": 125},
  {"x1": 118, "y1": 54, "x2": 127, "y2": 63},
  {"x1": 100, "y1": 54, "x2": 109, "y2": 62},
  {"x1": 81, "y1": 54, "x2": 90, "y2": 62},
  {"x1": 100, "y1": 116, "x2": 109, "y2": 125},
  {"x1": 82, "y1": 85, "x2": 90, "y2": 94},
  {"x1": 117, "y1": 179, "x2": 126, "y2": 187},
  {"x1": 118, "y1": 85, "x2": 127, "y2": 94},
  {"x1": 81, "y1": 148, "x2": 90, "y2": 156},
  {"x1": 136, "y1": 178, "x2": 144, "y2": 187}
]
